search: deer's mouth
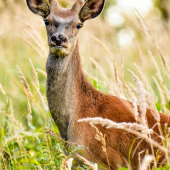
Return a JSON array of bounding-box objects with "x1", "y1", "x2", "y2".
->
[{"x1": 49, "y1": 42, "x2": 68, "y2": 49}]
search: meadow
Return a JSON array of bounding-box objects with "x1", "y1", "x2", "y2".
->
[{"x1": 0, "y1": 0, "x2": 170, "y2": 169}]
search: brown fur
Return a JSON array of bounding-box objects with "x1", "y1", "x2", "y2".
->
[{"x1": 26, "y1": 0, "x2": 170, "y2": 169}]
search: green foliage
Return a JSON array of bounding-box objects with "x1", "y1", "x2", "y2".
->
[{"x1": 153, "y1": 164, "x2": 170, "y2": 170}]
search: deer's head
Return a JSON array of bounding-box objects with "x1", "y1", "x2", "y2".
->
[{"x1": 26, "y1": 0, "x2": 105, "y2": 56}]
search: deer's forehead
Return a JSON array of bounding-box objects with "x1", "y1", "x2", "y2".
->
[
  {"x1": 51, "y1": 7, "x2": 78, "y2": 18},
  {"x1": 48, "y1": 8, "x2": 79, "y2": 24}
]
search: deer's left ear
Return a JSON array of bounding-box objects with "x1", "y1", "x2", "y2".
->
[
  {"x1": 26, "y1": 0, "x2": 50, "y2": 18},
  {"x1": 79, "y1": 0, "x2": 105, "y2": 22}
]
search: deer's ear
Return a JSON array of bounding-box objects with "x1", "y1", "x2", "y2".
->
[
  {"x1": 79, "y1": 0, "x2": 105, "y2": 22},
  {"x1": 26, "y1": 0, "x2": 50, "y2": 18}
]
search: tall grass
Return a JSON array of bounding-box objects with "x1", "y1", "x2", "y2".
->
[{"x1": 0, "y1": 0, "x2": 170, "y2": 169}]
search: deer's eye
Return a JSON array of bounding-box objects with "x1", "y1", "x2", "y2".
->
[
  {"x1": 44, "y1": 20, "x2": 49, "y2": 26},
  {"x1": 76, "y1": 23, "x2": 83, "y2": 29}
]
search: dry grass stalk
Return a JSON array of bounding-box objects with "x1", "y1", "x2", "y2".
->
[
  {"x1": 33, "y1": 83, "x2": 47, "y2": 110},
  {"x1": 88, "y1": 34, "x2": 112, "y2": 57},
  {"x1": 16, "y1": 66, "x2": 34, "y2": 102},
  {"x1": 37, "y1": 166, "x2": 43, "y2": 170},
  {"x1": 76, "y1": 154, "x2": 98, "y2": 170},
  {"x1": 61, "y1": 157, "x2": 68, "y2": 170},
  {"x1": 24, "y1": 89, "x2": 32, "y2": 118},
  {"x1": 78, "y1": 117, "x2": 169, "y2": 154},
  {"x1": 145, "y1": 92, "x2": 160, "y2": 122},
  {"x1": 129, "y1": 83, "x2": 137, "y2": 94},
  {"x1": 120, "y1": 51, "x2": 124, "y2": 78},
  {"x1": 15, "y1": 17, "x2": 47, "y2": 48},
  {"x1": 119, "y1": 74, "x2": 133, "y2": 101},
  {"x1": 132, "y1": 96, "x2": 139, "y2": 122},
  {"x1": 134, "y1": 63, "x2": 150, "y2": 92},
  {"x1": 153, "y1": 77, "x2": 165, "y2": 107},
  {"x1": 134, "y1": 8, "x2": 155, "y2": 43},
  {"x1": 66, "y1": 158, "x2": 73, "y2": 170},
  {"x1": 79, "y1": 117, "x2": 152, "y2": 133},
  {"x1": 90, "y1": 123, "x2": 106, "y2": 152},
  {"x1": 7, "y1": 99, "x2": 22, "y2": 128},
  {"x1": 17, "y1": 34, "x2": 44, "y2": 58},
  {"x1": 148, "y1": 50, "x2": 163, "y2": 84},
  {"x1": 104, "y1": 57, "x2": 119, "y2": 96},
  {"x1": 83, "y1": 69, "x2": 101, "y2": 83},
  {"x1": 29, "y1": 59, "x2": 39, "y2": 89},
  {"x1": 24, "y1": 29, "x2": 48, "y2": 57},
  {"x1": 113, "y1": 59, "x2": 122, "y2": 97},
  {"x1": 135, "y1": 40, "x2": 144, "y2": 67},
  {"x1": 90, "y1": 58, "x2": 115, "y2": 95},
  {"x1": 90, "y1": 123, "x2": 110, "y2": 170},
  {"x1": 0, "y1": 83, "x2": 6, "y2": 95},
  {"x1": 156, "y1": 43, "x2": 170, "y2": 80},
  {"x1": 164, "y1": 86, "x2": 170, "y2": 100},
  {"x1": 139, "y1": 155, "x2": 153, "y2": 170},
  {"x1": 128, "y1": 69, "x2": 147, "y2": 127},
  {"x1": 36, "y1": 69, "x2": 47, "y2": 77}
]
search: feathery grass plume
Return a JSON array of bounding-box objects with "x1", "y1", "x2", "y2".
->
[
  {"x1": 17, "y1": 34, "x2": 44, "y2": 58},
  {"x1": 0, "y1": 83, "x2": 6, "y2": 95},
  {"x1": 127, "y1": 69, "x2": 147, "y2": 127},
  {"x1": 90, "y1": 58, "x2": 115, "y2": 95},
  {"x1": 29, "y1": 59, "x2": 39, "y2": 89},
  {"x1": 36, "y1": 69, "x2": 47, "y2": 77},
  {"x1": 156, "y1": 43, "x2": 170, "y2": 80},
  {"x1": 132, "y1": 96, "x2": 139, "y2": 122},
  {"x1": 139, "y1": 155, "x2": 153, "y2": 170},
  {"x1": 79, "y1": 117, "x2": 152, "y2": 133},
  {"x1": 134, "y1": 63, "x2": 152, "y2": 93},
  {"x1": 33, "y1": 83, "x2": 47, "y2": 110},
  {"x1": 16, "y1": 66, "x2": 34, "y2": 102},
  {"x1": 76, "y1": 154, "x2": 98, "y2": 170},
  {"x1": 90, "y1": 123, "x2": 110, "y2": 170},
  {"x1": 78, "y1": 117, "x2": 170, "y2": 154}
]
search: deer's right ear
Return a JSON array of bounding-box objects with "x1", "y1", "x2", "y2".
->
[
  {"x1": 26, "y1": 0, "x2": 50, "y2": 18},
  {"x1": 79, "y1": 0, "x2": 105, "y2": 22}
]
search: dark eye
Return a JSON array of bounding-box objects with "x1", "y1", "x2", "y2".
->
[
  {"x1": 44, "y1": 20, "x2": 49, "y2": 26},
  {"x1": 76, "y1": 23, "x2": 83, "y2": 29}
]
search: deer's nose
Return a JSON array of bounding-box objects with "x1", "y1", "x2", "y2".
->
[{"x1": 50, "y1": 34, "x2": 68, "y2": 47}]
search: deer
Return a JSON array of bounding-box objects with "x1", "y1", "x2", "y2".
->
[{"x1": 26, "y1": 0, "x2": 170, "y2": 169}]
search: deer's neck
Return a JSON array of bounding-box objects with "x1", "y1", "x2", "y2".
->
[{"x1": 46, "y1": 40, "x2": 92, "y2": 139}]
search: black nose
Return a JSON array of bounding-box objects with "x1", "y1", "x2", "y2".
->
[
  {"x1": 51, "y1": 35, "x2": 61, "y2": 46},
  {"x1": 51, "y1": 34, "x2": 67, "y2": 46}
]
